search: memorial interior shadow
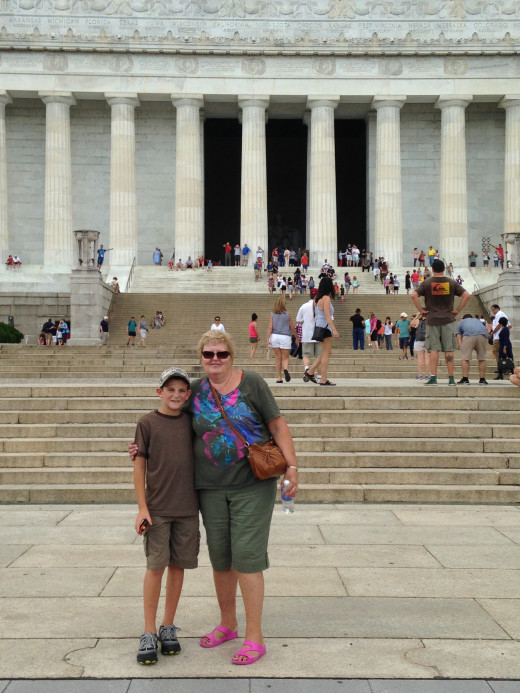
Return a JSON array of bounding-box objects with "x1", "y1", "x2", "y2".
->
[{"x1": 204, "y1": 118, "x2": 366, "y2": 262}]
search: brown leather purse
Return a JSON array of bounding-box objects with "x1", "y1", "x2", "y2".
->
[{"x1": 209, "y1": 382, "x2": 287, "y2": 480}]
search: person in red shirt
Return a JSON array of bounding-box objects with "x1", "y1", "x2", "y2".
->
[
  {"x1": 223, "y1": 242, "x2": 232, "y2": 266},
  {"x1": 490, "y1": 243, "x2": 504, "y2": 269}
]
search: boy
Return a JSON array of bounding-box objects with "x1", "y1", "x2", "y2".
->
[{"x1": 133, "y1": 366, "x2": 199, "y2": 664}]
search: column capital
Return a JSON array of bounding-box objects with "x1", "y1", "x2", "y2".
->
[
  {"x1": 0, "y1": 91, "x2": 12, "y2": 106},
  {"x1": 371, "y1": 96, "x2": 406, "y2": 111},
  {"x1": 39, "y1": 91, "x2": 76, "y2": 106},
  {"x1": 105, "y1": 93, "x2": 140, "y2": 108},
  {"x1": 500, "y1": 96, "x2": 520, "y2": 110},
  {"x1": 306, "y1": 96, "x2": 340, "y2": 110},
  {"x1": 238, "y1": 95, "x2": 270, "y2": 109},
  {"x1": 171, "y1": 94, "x2": 204, "y2": 108},
  {"x1": 435, "y1": 95, "x2": 473, "y2": 110}
]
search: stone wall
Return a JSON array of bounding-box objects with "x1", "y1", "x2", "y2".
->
[{"x1": 0, "y1": 292, "x2": 70, "y2": 342}]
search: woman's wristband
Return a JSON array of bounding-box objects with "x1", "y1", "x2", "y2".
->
[{"x1": 287, "y1": 465, "x2": 298, "y2": 470}]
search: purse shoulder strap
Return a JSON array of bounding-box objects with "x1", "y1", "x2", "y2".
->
[{"x1": 208, "y1": 381, "x2": 251, "y2": 448}]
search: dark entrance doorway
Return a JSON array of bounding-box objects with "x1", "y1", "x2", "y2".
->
[
  {"x1": 203, "y1": 117, "x2": 367, "y2": 262},
  {"x1": 204, "y1": 119, "x2": 241, "y2": 263},
  {"x1": 335, "y1": 120, "x2": 366, "y2": 251},
  {"x1": 266, "y1": 120, "x2": 307, "y2": 255}
]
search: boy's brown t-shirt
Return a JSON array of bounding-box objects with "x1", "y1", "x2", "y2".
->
[{"x1": 134, "y1": 410, "x2": 198, "y2": 516}]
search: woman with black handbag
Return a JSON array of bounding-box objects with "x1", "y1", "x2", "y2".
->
[{"x1": 304, "y1": 276, "x2": 340, "y2": 386}]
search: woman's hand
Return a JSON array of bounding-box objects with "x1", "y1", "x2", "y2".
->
[
  {"x1": 281, "y1": 467, "x2": 298, "y2": 498},
  {"x1": 129, "y1": 442, "x2": 138, "y2": 460}
]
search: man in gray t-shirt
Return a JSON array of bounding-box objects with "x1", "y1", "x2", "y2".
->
[{"x1": 455, "y1": 314, "x2": 489, "y2": 385}]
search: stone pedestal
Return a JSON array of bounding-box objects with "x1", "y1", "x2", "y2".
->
[
  {"x1": 106, "y1": 94, "x2": 139, "y2": 267},
  {"x1": 40, "y1": 91, "x2": 76, "y2": 270},
  {"x1": 372, "y1": 96, "x2": 406, "y2": 267},
  {"x1": 172, "y1": 94, "x2": 204, "y2": 264},
  {"x1": 68, "y1": 270, "x2": 113, "y2": 346},
  {"x1": 239, "y1": 96, "x2": 269, "y2": 260},
  {"x1": 307, "y1": 97, "x2": 339, "y2": 267},
  {"x1": 436, "y1": 96, "x2": 472, "y2": 268}
]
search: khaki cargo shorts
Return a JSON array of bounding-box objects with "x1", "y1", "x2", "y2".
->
[
  {"x1": 144, "y1": 514, "x2": 200, "y2": 571},
  {"x1": 425, "y1": 323, "x2": 457, "y2": 352}
]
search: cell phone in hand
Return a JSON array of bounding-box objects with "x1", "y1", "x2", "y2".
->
[{"x1": 138, "y1": 519, "x2": 149, "y2": 535}]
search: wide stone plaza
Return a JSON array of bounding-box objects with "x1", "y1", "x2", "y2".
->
[{"x1": 0, "y1": 501, "x2": 519, "y2": 688}]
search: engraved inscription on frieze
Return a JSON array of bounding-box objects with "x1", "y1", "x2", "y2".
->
[
  {"x1": 241, "y1": 57, "x2": 266, "y2": 75},
  {"x1": 379, "y1": 58, "x2": 403, "y2": 76},
  {"x1": 444, "y1": 56, "x2": 469, "y2": 75},
  {"x1": 108, "y1": 54, "x2": 134, "y2": 72},
  {"x1": 174, "y1": 56, "x2": 199, "y2": 74},
  {"x1": 43, "y1": 53, "x2": 68, "y2": 71}
]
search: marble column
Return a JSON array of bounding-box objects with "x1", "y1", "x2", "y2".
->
[
  {"x1": 0, "y1": 91, "x2": 12, "y2": 266},
  {"x1": 307, "y1": 97, "x2": 339, "y2": 267},
  {"x1": 500, "y1": 96, "x2": 520, "y2": 238},
  {"x1": 239, "y1": 96, "x2": 269, "y2": 261},
  {"x1": 435, "y1": 95, "x2": 472, "y2": 267},
  {"x1": 171, "y1": 94, "x2": 204, "y2": 263},
  {"x1": 372, "y1": 96, "x2": 406, "y2": 267},
  {"x1": 40, "y1": 91, "x2": 76, "y2": 269},
  {"x1": 106, "y1": 93, "x2": 140, "y2": 267}
]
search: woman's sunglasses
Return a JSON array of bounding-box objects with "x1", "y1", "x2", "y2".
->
[{"x1": 202, "y1": 350, "x2": 230, "y2": 360}]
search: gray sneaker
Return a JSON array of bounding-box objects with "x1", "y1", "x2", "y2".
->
[
  {"x1": 158, "y1": 624, "x2": 181, "y2": 655},
  {"x1": 137, "y1": 632, "x2": 158, "y2": 664}
]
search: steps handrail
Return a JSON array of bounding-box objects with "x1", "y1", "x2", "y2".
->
[{"x1": 126, "y1": 256, "x2": 136, "y2": 293}]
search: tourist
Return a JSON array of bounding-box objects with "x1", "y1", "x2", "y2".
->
[
  {"x1": 185, "y1": 257, "x2": 194, "y2": 269},
  {"x1": 267, "y1": 296, "x2": 299, "y2": 383},
  {"x1": 455, "y1": 313, "x2": 489, "y2": 385},
  {"x1": 413, "y1": 248, "x2": 418, "y2": 266},
  {"x1": 483, "y1": 252, "x2": 490, "y2": 267},
  {"x1": 395, "y1": 312, "x2": 411, "y2": 360},
  {"x1": 301, "y1": 252, "x2": 309, "y2": 273},
  {"x1": 350, "y1": 308, "x2": 365, "y2": 351},
  {"x1": 133, "y1": 366, "x2": 198, "y2": 665},
  {"x1": 369, "y1": 313, "x2": 380, "y2": 350},
  {"x1": 469, "y1": 251, "x2": 478, "y2": 267},
  {"x1": 418, "y1": 250, "x2": 426, "y2": 267},
  {"x1": 139, "y1": 315, "x2": 149, "y2": 347},
  {"x1": 412, "y1": 259, "x2": 470, "y2": 385},
  {"x1": 97, "y1": 244, "x2": 113, "y2": 270},
  {"x1": 99, "y1": 316, "x2": 109, "y2": 346},
  {"x1": 41, "y1": 317, "x2": 54, "y2": 346},
  {"x1": 234, "y1": 244, "x2": 241, "y2": 266},
  {"x1": 223, "y1": 242, "x2": 232, "y2": 266},
  {"x1": 127, "y1": 316, "x2": 137, "y2": 346},
  {"x1": 308, "y1": 276, "x2": 315, "y2": 292},
  {"x1": 405, "y1": 271, "x2": 411, "y2": 294},
  {"x1": 5, "y1": 254, "x2": 14, "y2": 269},
  {"x1": 210, "y1": 316, "x2": 225, "y2": 332},
  {"x1": 344, "y1": 272, "x2": 351, "y2": 294},
  {"x1": 267, "y1": 272, "x2": 274, "y2": 294},
  {"x1": 495, "y1": 317, "x2": 514, "y2": 380},
  {"x1": 176, "y1": 259, "x2": 184, "y2": 271},
  {"x1": 383, "y1": 317, "x2": 393, "y2": 351},
  {"x1": 490, "y1": 243, "x2": 504, "y2": 269},
  {"x1": 411, "y1": 269, "x2": 420, "y2": 290},
  {"x1": 111, "y1": 277, "x2": 120, "y2": 293},
  {"x1": 409, "y1": 314, "x2": 418, "y2": 359},
  {"x1": 249, "y1": 313, "x2": 259, "y2": 359},
  {"x1": 168, "y1": 258, "x2": 174, "y2": 271},
  {"x1": 304, "y1": 277, "x2": 340, "y2": 386},
  {"x1": 242, "y1": 244, "x2": 250, "y2": 266},
  {"x1": 352, "y1": 275, "x2": 359, "y2": 293},
  {"x1": 287, "y1": 277, "x2": 294, "y2": 300},
  {"x1": 393, "y1": 275, "x2": 400, "y2": 294},
  {"x1": 414, "y1": 314, "x2": 430, "y2": 380},
  {"x1": 153, "y1": 248, "x2": 162, "y2": 265}
]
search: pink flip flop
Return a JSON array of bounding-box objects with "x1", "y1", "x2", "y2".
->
[
  {"x1": 231, "y1": 640, "x2": 267, "y2": 665},
  {"x1": 199, "y1": 626, "x2": 238, "y2": 649}
]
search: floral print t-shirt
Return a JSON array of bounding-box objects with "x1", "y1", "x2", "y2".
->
[{"x1": 187, "y1": 370, "x2": 280, "y2": 489}]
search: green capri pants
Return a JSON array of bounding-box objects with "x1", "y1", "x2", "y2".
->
[{"x1": 198, "y1": 478, "x2": 277, "y2": 574}]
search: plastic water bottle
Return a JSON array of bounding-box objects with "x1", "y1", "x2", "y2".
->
[{"x1": 281, "y1": 479, "x2": 295, "y2": 514}]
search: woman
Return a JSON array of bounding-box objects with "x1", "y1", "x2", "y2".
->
[
  {"x1": 308, "y1": 276, "x2": 315, "y2": 291},
  {"x1": 352, "y1": 276, "x2": 359, "y2": 294},
  {"x1": 287, "y1": 278, "x2": 294, "y2": 300},
  {"x1": 383, "y1": 317, "x2": 393, "y2": 350},
  {"x1": 267, "y1": 296, "x2": 299, "y2": 383},
  {"x1": 129, "y1": 331, "x2": 299, "y2": 665},
  {"x1": 369, "y1": 312, "x2": 379, "y2": 350},
  {"x1": 303, "y1": 276, "x2": 340, "y2": 386},
  {"x1": 249, "y1": 313, "x2": 259, "y2": 360},
  {"x1": 414, "y1": 314, "x2": 430, "y2": 380},
  {"x1": 139, "y1": 315, "x2": 148, "y2": 347},
  {"x1": 409, "y1": 313, "x2": 418, "y2": 360},
  {"x1": 267, "y1": 272, "x2": 274, "y2": 294}
]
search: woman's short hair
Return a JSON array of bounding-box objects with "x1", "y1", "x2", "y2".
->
[
  {"x1": 272, "y1": 296, "x2": 287, "y2": 314},
  {"x1": 252, "y1": 313, "x2": 258, "y2": 321},
  {"x1": 197, "y1": 330, "x2": 235, "y2": 361}
]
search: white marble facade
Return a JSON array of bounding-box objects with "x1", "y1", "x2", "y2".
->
[{"x1": 1, "y1": 0, "x2": 520, "y2": 270}]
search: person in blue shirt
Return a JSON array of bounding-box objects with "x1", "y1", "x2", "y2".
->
[
  {"x1": 455, "y1": 313, "x2": 489, "y2": 385},
  {"x1": 495, "y1": 317, "x2": 514, "y2": 380},
  {"x1": 97, "y1": 245, "x2": 113, "y2": 270},
  {"x1": 395, "y1": 312, "x2": 411, "y2": 360}
]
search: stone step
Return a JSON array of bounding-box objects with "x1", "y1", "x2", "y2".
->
[
  {"x1": 1, "y1": 483, "x2": 518, "y2": 505},
  {"x1": 0, "y1": 450, "x2": 512, "y2": 470},
  {"x1": 2, "y1": 466, "x2": 518, "y2": 487}
]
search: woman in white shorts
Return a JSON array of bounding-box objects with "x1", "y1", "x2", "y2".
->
[
  {"x1": 413, "y1": 316, "x2": 430, "y2": 380},
  {"x1": 267, "y1": 296, "x2": 299, "y2": 383}
]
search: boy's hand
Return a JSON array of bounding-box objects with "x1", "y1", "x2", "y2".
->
[
  {"x1": 136, "y1": 511, "x2": 152, "y2": 534},
  {"x1": 129, "y1": 442, "x2": 139, "y2": 460}
]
